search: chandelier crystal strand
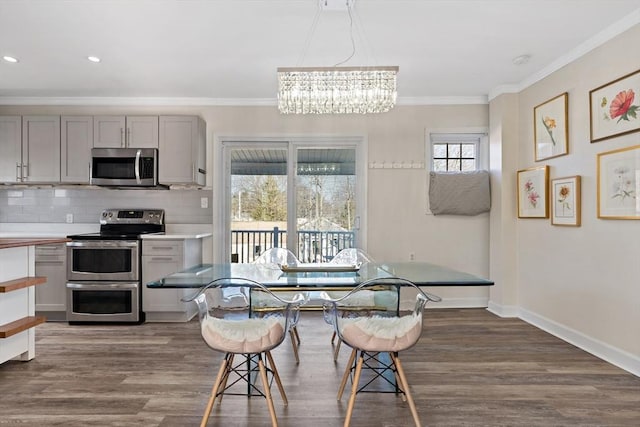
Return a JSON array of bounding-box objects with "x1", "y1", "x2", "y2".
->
[{"x1": 277, "y1": 67, "x2": 398, "y2": 114}]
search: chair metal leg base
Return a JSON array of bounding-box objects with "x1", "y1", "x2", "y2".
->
[
  {"x1": 337, "y1": 350, "x2": 422, "y2": 427},
  {"x1": 201, "y1": 352, "x2": 286, "y2": 427}
]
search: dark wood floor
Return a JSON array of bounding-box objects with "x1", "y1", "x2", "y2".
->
[{"x1": 1, "y1": 309, "x2": 638, "y2": 426}]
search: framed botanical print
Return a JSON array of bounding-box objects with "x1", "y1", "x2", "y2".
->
[
  {"x1": 590, "y1": 69, "x2": 640, "y2": 143},
  {"x1": 551, "y1": 176, "x2": 581, "y2": 226},
  {"x1": 517, "y1": 165, "x2": 549, "y2": 218},
  {"x1": 534, "y1": 93, "x2": 569, "y2": 161},
  {"x1": 597, "y1": 144, "x2": 640, "y2": 219}
]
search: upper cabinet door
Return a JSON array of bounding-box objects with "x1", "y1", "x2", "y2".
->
[
  {"x1": 126, "y1": 116, "x2": 158, "y2": 148},
  {"x1": 93, "y1": 116, "x2": 126, "y2": 148},
  {"x1": 61, "y1": 116, "x2": 93, "y2": 183},
  {"x1": 22, "y1": 116, "x2": 61, "y2": 183},
  {"x1": 0, "y1": 116, "x2": 23, "y2": 183},
  {"x1": 93, "y1": 116, "x2": 158, "y2": 148},
  {"x1": 158, "y1": 116, "x2": 206, "y2": 185}
]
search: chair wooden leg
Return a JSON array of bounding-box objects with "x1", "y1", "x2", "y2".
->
[
  {"x1": 289, "y1": 329, "x2": 300, "y2": 364},
  {"x1": 201, "y1": 354, "x2": 230, "y2": 427},
  {"x1": 344, "y1": 352, "x2": 364, "y2": 427},
  {"x1": 265, "y1": 350, "x2": 288, "y2": 406},
  {"x1": 293, "y1": 325, "x2": 301, "y2": 345},
  {"x1": 333, "y1": 339, "x2": 342, "y2": 361},
  {"x1": 217, "y1": 353, "x2": 234, "y2": 405},
  {"x1": 330, "y1": 330, "x2": 337, "y2": 344},
  {"x1": 391, "y1": 353, "x2": 421, "y2": 427},
  {"x1": 258, "y1": 355, "x2": 279, "y2": 427},
  {"x1": 337, "y1": 348, "x2": 357, "y2": 400}
]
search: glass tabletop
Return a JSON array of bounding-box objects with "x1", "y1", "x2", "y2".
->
[{"x1": 146, "y1": 261, "x2": 493, "y2": 289}]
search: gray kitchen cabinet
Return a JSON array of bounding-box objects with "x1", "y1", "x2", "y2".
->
[
  {"x1": 35, "y1": 243, "x2": 67, "y2": 321},
  {"x1": 21, "y1": 116, "x2": 61, "y2": 183},
  {"x1": 158, "y1": 116, "x2": 206, "y2": 186},
  {"x1": 0, "y1": 116, "x2": 22, "y2": 183},
  {"x1": 93, "y1": 115, "x2": 158, "y2": 148},
  {"x1": 61, "y1": 116, "x2": 93, "y2": 183},
  {"x1": 142, "y1": 239, "x2": 201, "y2": 322}
]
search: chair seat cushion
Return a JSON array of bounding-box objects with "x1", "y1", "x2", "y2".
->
[
  {"x1": 339, "y1": 313, "x2": 422, "y2": 352},
  {"x1": 201, "y1": 316, "x2": 285, "y2": 354}
]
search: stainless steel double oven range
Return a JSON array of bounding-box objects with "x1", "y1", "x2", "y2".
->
[{"x1": 66, "y1": 209, "x2": 165, "y2": 324}]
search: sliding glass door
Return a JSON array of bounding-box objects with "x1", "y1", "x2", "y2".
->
[{"x1": 220, "y1": 138, "x2": 364, "y2": 263}]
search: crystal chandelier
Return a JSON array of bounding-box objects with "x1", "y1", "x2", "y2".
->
[{"x1": 277, "y1": 66, "x2": 398, "y2": 114}]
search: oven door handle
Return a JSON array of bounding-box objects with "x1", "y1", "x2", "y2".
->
[
  {"x1": 67, "y1": 240, "x2": 139, "y2": 248},
  {"x1": 67, "y1": 282, "x2": 139, "y2": 290},
  {"x1": 135, "y1": 149, "x2": 141, "y2": 184}
]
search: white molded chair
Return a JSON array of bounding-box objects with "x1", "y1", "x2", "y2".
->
[
  {"x1": 254, "y1": 247, "x2": 303, "y2": 363},
  {"x1": 322, "y1": 277, "x2": 441, "y2": 427},
  {"x1": 254, "y1": 247, "x2": 299, "y2": 266},
  {"x1": 329, "y1": 248, "x2": 374, "y2": 265},
  {"x1": 184, "y1": 278, "x2": 304, "y2": 427}
]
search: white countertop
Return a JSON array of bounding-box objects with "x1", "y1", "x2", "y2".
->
[{"x1": 141, "y1": 232, "x2": 212, "y2": 240}]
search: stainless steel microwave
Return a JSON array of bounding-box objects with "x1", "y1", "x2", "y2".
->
[{"x1": 91, "y1": 148, "x2": 158, "y2": 187}]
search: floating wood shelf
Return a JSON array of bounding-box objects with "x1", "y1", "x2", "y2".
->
[
  {"x1": 0, "y1": 276, "x2": 47, "y2": 293},
  {"x1": 0, "y1": 316, "x2": 47, "y2": 338}
]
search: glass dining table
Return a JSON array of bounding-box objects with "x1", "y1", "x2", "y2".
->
[{"x1": 146, "y1": 261, "x2": 494, "y2": 291}]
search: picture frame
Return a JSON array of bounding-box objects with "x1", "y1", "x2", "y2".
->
[
  {"x1": 517, "y1": 165, "x2": 549, "y2": 218},
  {"x1": 534, "y1": 92, "x2": 568, "y2": 161},
  {"x1": 551, "y1": 175, "x2": 581, "y2": 226},
  {"x1": 597, "y1": 144, "x2": 640, "y2": 219},
  {"x1": 590, "y1": 69, "x2": 640, "y2": 143}
]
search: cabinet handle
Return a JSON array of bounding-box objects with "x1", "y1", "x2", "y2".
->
[
  {"x1": 192, "y1": 163, "x2": 195, "y2": 181},
  {"x1": 88, "y1": 161, "x2": 92, "y2": 184},
  {"x1": 149, "y1": 257, "x2": 174, "y2": 261},
  {"x1": 16, "y1": 162, "x2": 21, "y2": 181},
  {"x1": 22, "y1": 163, "x2": 28, "y2": 180},
  {"x1": 121, "y1": 128, "x2": 125, "y2": 147},
  {"x1": 150, "y1": 246, "x2": 173, "y2": 250},
  {"x1": 127, "y1": 127, "x2": 131, "y2": 147}
]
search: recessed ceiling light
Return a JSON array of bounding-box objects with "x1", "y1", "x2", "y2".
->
[
  {"x1": 3, "y1": 56, "x2": 18, "y2": 63},
  {"x1": 87, "y1": 56, "x2": 101, "y2": 63},
  {"x1": 512, "y1": 54, "x2": 531, "y2": 66}
]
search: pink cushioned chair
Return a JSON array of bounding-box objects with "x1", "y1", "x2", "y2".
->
[
  {"x1": 184, "y1": 277, "x2": 304, "y2": 427},
  {"x1": 322, "y1": 277, "x2": 441, "y2": 427},
  {"x1": 254, "y1": 247, "x2": 303, "y2": 363},
  {"x1": 327, "y1": 248, "x2": 375, "y2": 360}
]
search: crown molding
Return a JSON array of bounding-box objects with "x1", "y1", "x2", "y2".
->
[
  {"x1": 489, "y1": 8, "x2": 640, "y2": 101},
  {"x1": 0, "y1": 95, "x2": 489, "y2": 107},
  {"x1": 0, "y1": 97, "x2": 277, "y2": 106},
  {"x1": 397, "y1": 96, "x2": 488, "y2": 105}
]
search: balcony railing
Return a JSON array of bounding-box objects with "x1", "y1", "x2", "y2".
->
[{"x1": 231, "y1": 227, "x2": 355, "y2": 263}]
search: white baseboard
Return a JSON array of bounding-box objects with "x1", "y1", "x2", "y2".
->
[
  {"x1": 486, "y1": 301, "x2": 519, "y2": 317},
  {"x1": 402, "y1": 296, "x2": 489, "y2": 310},
  {"x1": 518, "y1": 307, "x2": 640, "y2": 377},
  {"x1": 486, "y1": 301, "x2": 639, "y2": 376}
]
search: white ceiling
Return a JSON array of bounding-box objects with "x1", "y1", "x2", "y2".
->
[{"x1": 1, "y1": 0, "x2": 639, "y2": 105}]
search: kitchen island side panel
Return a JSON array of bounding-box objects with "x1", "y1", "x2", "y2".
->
[{"x1": 0, "y1": 245, "x2": 36, "y2": 363}]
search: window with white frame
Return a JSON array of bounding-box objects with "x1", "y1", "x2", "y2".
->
[{"x1": 430, "y1": 133, "x2": 482, "y2": 172}]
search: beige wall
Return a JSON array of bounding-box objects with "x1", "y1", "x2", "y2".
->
[{"x1": 493, "y1": 23, "x2": 640, "y2": 372}]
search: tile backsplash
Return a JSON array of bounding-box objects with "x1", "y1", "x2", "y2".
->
[{"x1": 0, "y1": 187, "x2": 212, "y2": 224}]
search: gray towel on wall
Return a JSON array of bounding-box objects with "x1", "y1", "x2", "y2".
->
[{"x1": 429, "y1": 170, "x2": 491, "y2": 215}]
